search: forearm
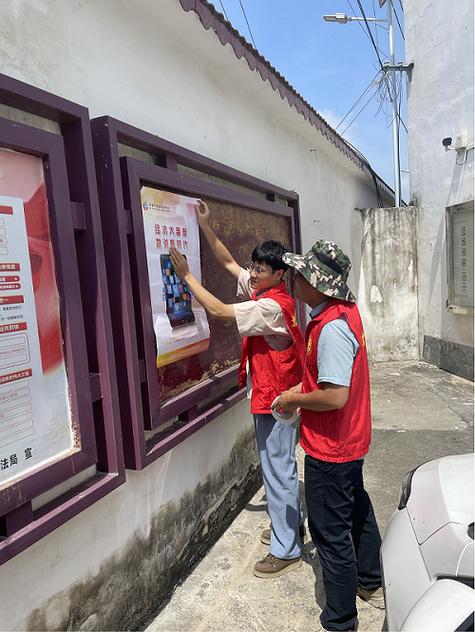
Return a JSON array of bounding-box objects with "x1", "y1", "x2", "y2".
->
[
  {"x1": 289, "y1": 387, "x2": 348, "y2": 411},
  {"x1": 201, "y1": 225, "x2": 239, "y2": 277},
  {"x1": 184, "y1": 272, "x2": 235, "y2": 320},
  {"x1": 289, "y1": 382, "x2": 302, "y2": 393}
]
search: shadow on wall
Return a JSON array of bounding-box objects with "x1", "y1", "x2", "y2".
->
[{"x1": 357, "y1": 207, "x2": 419, "y2": 362}]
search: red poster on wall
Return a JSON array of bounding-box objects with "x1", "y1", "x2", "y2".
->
[{"x1": 0, "y1": 148, "x2": 74, "y2": 488}]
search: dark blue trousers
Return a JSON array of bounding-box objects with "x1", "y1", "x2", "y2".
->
[{"x1": 304, "y1": 454, "x2": 382, "y2": 632}]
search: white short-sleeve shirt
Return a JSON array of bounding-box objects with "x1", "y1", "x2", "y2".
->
[{"x1": 233, "y1": 268, "x2": 291, "y2": 351}]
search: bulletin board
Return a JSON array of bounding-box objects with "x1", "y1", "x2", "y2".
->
[
  {"x1": 159, "y1": 199, "x2": 293, "y2": 400},
  {"x1": 0, "y1": 74, "x2": 124, "y2": 565},
  {"x1": 92, "y1": 116, "x2": 301, "y2": 469}
]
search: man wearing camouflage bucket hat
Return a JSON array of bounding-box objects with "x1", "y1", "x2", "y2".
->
[
  {"x1": 286, "y1": 240, "x2": 357, "y2": 302},
  {"x1": 273, "y1": 240, "x2": 383, "y2": 632}
]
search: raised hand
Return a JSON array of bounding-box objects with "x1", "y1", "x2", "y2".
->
[{"x1": 195, "y1": 200, "x2": 210, "y2": 229}]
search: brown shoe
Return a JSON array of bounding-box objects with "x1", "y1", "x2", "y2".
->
[
  {"x1": 260, "y1": 524, "x2": 306, "y2": 546},
  {"x1": 253, "y1": 553, "x2": 302, "y2": 578},
  {"x1": 357, "y1": 585, "x2": 385, "y2": 609},
  {"x1": 260, "y1": 527, "x2": 272, "y2": 545}
]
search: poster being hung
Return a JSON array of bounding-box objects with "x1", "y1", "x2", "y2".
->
[
  {"x1": 0, "y1": 149, "x2": 74, "y2": 489},
  {"x1": 140, "y1": 188, "x2": 210, "y2": 367}
]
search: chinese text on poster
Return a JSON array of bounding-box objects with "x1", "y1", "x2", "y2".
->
[
  {"x1": 0, "y1": 149, "x2": 74, "y2": 489},
  {"x1": 140, "y1": 188, "x2": 210, "y2": 367}
]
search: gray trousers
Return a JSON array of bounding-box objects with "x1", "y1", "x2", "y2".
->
[{"x1": 254, "y1": 414, "x2": 302, "y2": 559}]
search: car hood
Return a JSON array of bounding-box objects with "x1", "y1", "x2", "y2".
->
[{"x1": 407, "y1": 453, "x2": 474, "y2": 544}]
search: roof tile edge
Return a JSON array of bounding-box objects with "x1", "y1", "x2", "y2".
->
[{"x1": 178, "y1": 0, "x2": 395, "y2": 202}]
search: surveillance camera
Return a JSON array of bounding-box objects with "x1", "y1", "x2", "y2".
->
[{"x1": 442, "y1": 137, "x2": 453, "y2": 148}]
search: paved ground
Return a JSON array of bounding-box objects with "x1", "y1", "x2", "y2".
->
[{"x1": 145, "y1": 361, "x2": 473, "y2": 632}]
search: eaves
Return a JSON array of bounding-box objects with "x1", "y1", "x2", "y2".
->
[{"x1": 178, "y1": 0, "x2": 395, "y2": 202}]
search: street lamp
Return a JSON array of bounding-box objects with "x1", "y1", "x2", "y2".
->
[
  {"x1": 323, "y1": 13, "x2": 386, "y2": 24},
  {"x1": 323, "y1": 1, "x2": 404, "y2": 207},
  {"x1": 323, "y1": 13, "x2": 351, "y2": 23}
]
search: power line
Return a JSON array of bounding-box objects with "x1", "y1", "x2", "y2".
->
[
  {"x1": 355, "y1": 0, "x2": 385, "y2": 71},
  {"x1": 218, "y1": 0, "x2": 229, "y2": 22},
  {"x1": 390, "y1": 71, "x2": 407, "y2": 133},
  {"x1": 396, "y1": 73, "x2": 408, "y2": 133},
  {"x1": 336, "y1": 71, "x2": 381, "y2": 130},
  {"x1": 344, "y1": 1, "x2": 406, "y2": 204},
  {"x1": 340, "y1": 138, "x2": 385, "y2": 207},
  {"x1": 237, "y1": 0, "x2": 257, "y2": 49},
  {"x1": 336, "y1": 70, "x2": 407, "y2": 138},
  {"x1": 398, "y1": 0, "x2": 404, "y2": 13},
  {"x1": 340, "y1": 84, "x2": 381, "y2": 136},
  {"x1": 371, "y1": 0, "x2": 380, "y2": 51},
  {"x1": 376, "y1": 73, "x2": 408, "y2": 133},
  {"x1": 392, "y1": 4, "x2": 405, "y2": 40},
  {"x1": 346, "y1": 0, "x2": 374, "y2": 43},
  {"x1": 354, "y1": 0, "x2": 407, "y2": 134},
  {"x1": 375, "y1": 76, "x2": 388, "y2": 118},
  {"x1": 346, "y1": 0, "x2": 388, "y2": 59}
]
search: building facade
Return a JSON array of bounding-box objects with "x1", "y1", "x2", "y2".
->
[{"x1": 405, "y1": 0, "x2": 474, "y2": 380}]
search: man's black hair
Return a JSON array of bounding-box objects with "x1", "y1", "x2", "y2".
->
[{"x1": 251, "y1": 240, "x2": 289, "y2": 272}]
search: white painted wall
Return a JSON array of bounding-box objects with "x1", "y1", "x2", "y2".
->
[
  {"x1": 0, "y1": 400, "x2": 252, "y2": 631},
  {"x1": 405, "y1": 0, "x2": 474, "y2": 350},
  {"x1": 0, "y1": 0, "x2": 392, "y2": 626},
  {"x1": 1, "y1": 0, "x2": 389, "y2": 293}
]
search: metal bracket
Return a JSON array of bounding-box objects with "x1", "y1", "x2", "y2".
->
[{"x1": 383, "y1": 61, "x2": 414, "y2": 80}]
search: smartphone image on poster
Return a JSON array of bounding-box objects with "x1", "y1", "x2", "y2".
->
[{"x1": 160, "y1": 254, "x2": 196, "y2": 328}]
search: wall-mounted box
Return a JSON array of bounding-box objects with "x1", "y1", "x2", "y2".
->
[{"x1": 446, "y1": 200, "x2": 474, "y2": 315}]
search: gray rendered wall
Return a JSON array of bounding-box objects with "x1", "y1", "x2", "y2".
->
[{"x1": 358, "y1": 207, "x2": 419, "y2": 362}]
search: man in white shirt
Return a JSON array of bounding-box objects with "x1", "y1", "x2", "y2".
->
[{"x1": 170, "y1": 201, "x2": 305, "y2": 578}]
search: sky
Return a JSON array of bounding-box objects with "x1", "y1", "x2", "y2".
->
[{"x1": 208, "y1": 0, "x2": 408, "y2": 200}]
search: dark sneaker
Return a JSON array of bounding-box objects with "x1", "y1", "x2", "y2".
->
[
  {"x1": 321, "y1": 620, "x2": 358, "y2": 632},
  {"x1": 253, "y1": 553, "x2": 302, "y2": 578},
  {"x1": 357, "y1": 585, "x2": 385, "y2": 609},
  {"x1": 260, "y1": 524, "x2": 307, "y2": 545},
  {"x1": 321, "y1": 617, "x2": 359, "y2": 631}
]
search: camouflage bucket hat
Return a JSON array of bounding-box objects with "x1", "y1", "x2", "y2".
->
[{"x1": 283, "y1": 240, "x2": 356, "y2": 302}]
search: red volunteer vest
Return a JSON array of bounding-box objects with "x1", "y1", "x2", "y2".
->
[
  {"x1": 238, "y1": 282, "x2": 304, "y2": 414},
  {"x1": 300, "y1": 299, "x2": 371, "y2": 462}
]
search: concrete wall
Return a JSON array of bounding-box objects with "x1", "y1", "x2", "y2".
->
[
  {"x1": 358, "y1": 207, "x2": 419, "y2": 361},
  {"x1": 0, "y1": 0, "x2": 392, "y2": 628},
  {"x1": 405, "y1": 0, "x2": 474, "y2": 378}
]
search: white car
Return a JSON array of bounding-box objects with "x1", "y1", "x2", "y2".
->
[{"x1": 381, "y1": 453, "x2": 474, "y2": 631}]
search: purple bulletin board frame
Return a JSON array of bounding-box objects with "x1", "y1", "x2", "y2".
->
[
  {"x1": 91, "y1": 116, "x2": 302, "y2": 470},
  {"x1": 0, "y1": 74, "x2": 124, "y2": 564}
]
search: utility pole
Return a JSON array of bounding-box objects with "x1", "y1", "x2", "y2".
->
[
  {"x1": 323, "y1": 0, "x2": 412, "y2": 207},
  {"x1": 386, "y1": 0, "x2": 401, "y2": 206}
]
